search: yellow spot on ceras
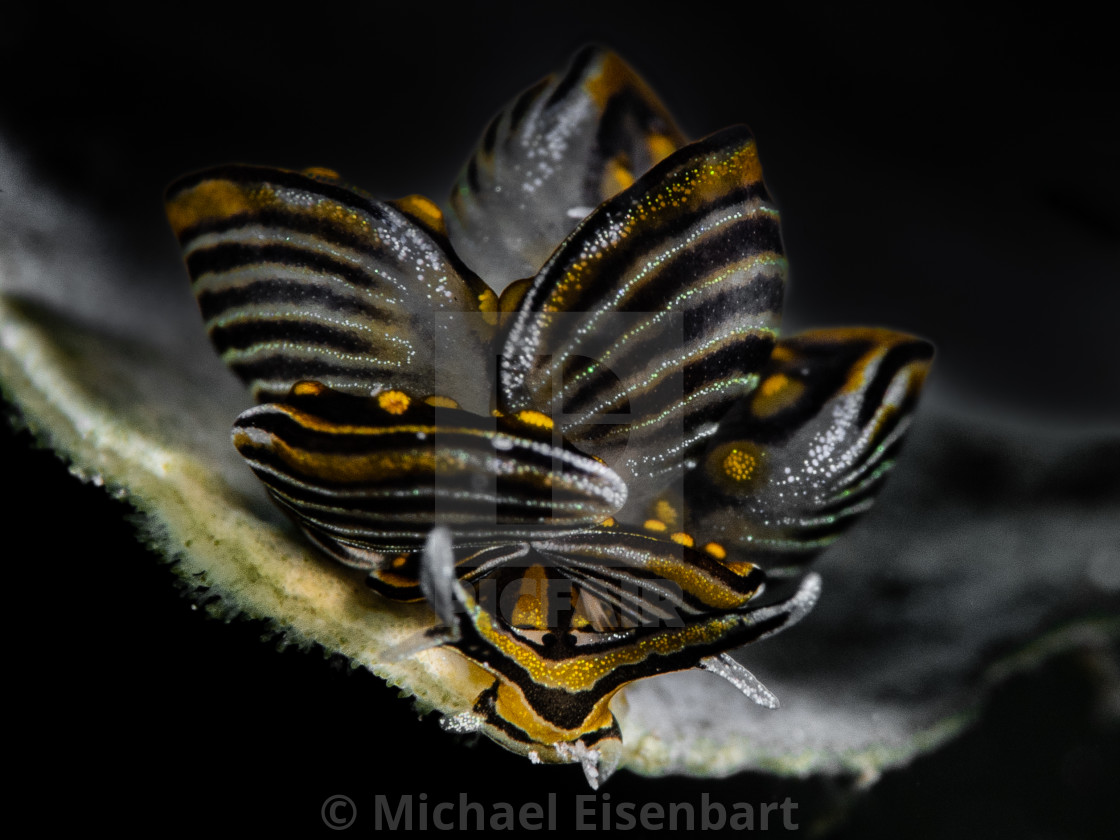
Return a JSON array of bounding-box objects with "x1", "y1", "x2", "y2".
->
[
  {"x1": 515, "y1": 410, "x2": 554, "y2": 430},
  {"x1": 391, "y1": 555, "x2": 408, "y2": 569},
  {"x1": 603, "y1": 158, "x2": 635, "y2": 197},
  {"x1": 646, "y1": 133, "x2": 677, "y2": 164},
  {"x1": 476, "y1": 287, "x2": 500, "y2": 325},
  {"x1": 722, "y1": 448, "x2": 757, "y2": 482},
  {"x1": 751, "y1": 373, "x2": 805, "y2": 418},
  {"x1": 643, "y1": 519, "x2": 668, "y2": 533},
  {"x1": 670, "y1": 532, "x2": 694, "y2": 548},
  {"x1": 708, "y1": 440, "x2": 765, "y2": 494},
  {"x1": 166, "y1": 179, "x2": 255, "y2": 235},
  {"x1": 291, "y1": 380, "x2": 326, "y2": 397},
  {"x1": 377, "y1": 390, "x2": 411, "y2": 415},
  {"x1": 477, "y1": 288, "x2": 498, "y2": 311},
  {"x1": 703, "y1": 542, "x2": 727, "y2": 560},
  {"x1": 760, "y1": 373, "x2": 790, "y2": 398},
  {"x1": 582, "y1": 50, "x2": 630, "y2": 109},
  {"x1": 392, "y1": 194, "x2": 448, "y2": 235},
  {"x1": 423, "y1": 395, "x2": 460, "y2": 409}
]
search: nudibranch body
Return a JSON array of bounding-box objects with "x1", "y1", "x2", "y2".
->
[{"x1": 165, "y1": 46, "x2": 931, "y2": 787}]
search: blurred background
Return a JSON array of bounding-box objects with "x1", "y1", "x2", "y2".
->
[{"x1": 3, "y1": 4, "x2": 1117, "y2": 835}]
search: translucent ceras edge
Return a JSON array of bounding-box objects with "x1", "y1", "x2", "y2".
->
[{"x1": 164, "y1": 45, "x2": 932, "y2": 787}]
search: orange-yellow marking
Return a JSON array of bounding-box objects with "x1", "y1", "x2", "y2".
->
[
  {"x1": 752, "y1": 373, "x2": 805, "y2": 417},
  {"x1": 423, "y1": 395, "x2": 460, "y2": 409},
  {"x1": 291, "y1": 380, "x2": 326, "y2": 397},
  {"x1": 477, "y1": 287, "x2": 499, "y2": 324},
  {"x1": 703, "y1": 542, "x2": 727, "y2": 560},
  {"x1": 377, "y1": 390, "x2": 411, "y2": 414},
  {"x1": 515, "y1": 410, "x2": 554, "y2": 430},
  {"x1": 647, "y1": 133, "x2": 678, "y2": 164},
  {"x1": 392, "y1": 193, "x2": 447, "y2": 234},
  {"x1": 166, "y1": 179, "x2": 255, "y2": 235},
  {"x1": 722, "y1": 448, "x2": 757, "y2": 482},
  {"x1": 603, "y1": 158, "x2": 636, "y2": 196},
  {"x1": 582, "y1": 50, "x2": 630, "y2": 108}
]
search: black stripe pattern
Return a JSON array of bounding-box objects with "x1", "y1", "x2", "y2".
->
[
  {"x1": 683, "y1": 328, "x2": 933, "y2": 572},
  {"x1": 232, "y1": 382, "x2": 627, "y2": 561},
  {"x1": 497, "y1": 126, "x2": 785, "y2": 514},
  {"x1": 166, "y1": 167, "x2": 496, "y2": 409}
]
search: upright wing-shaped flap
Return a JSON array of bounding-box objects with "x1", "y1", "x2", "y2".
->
[
  {"x1": 498, "y1": 127, "x2": 785, "y2": 508},
  {"x1": 685, "y1": 328, "x2": 934, "y2": 571},
  {"x1": 166, "y1": 165, "x2": 495, "y2": 411},
  {"x1": 447, "y1": 45, "x2": 686, "y2": 290},
  {"x1": 231, "y1": 382, "x2": 627, "y2": 565}
]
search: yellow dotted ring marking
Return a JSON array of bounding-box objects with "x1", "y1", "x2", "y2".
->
[{"x1": 377, "y1": 390, "x2": 411, "y2": 415}]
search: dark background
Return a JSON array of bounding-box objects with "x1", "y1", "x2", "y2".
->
[{"x1": 3, "y1": 4, "x2": 1118, "y2": 835}]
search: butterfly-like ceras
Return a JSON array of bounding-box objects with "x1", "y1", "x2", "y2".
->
[{"x1": 165, "y1": 46, "x2": 932, "y2": 787}]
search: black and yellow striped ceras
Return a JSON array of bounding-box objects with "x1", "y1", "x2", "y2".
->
[{"x1": 165, "y1": 45, "x2": 932, "y2": 787}]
